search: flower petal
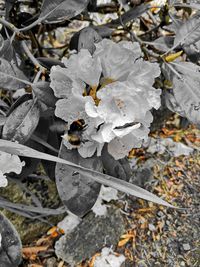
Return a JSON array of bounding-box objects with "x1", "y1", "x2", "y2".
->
[
  {"x1": 63, "y1": 49, "x2": 102, "y2": 87},
  {"x1": 50, "y1": 66, "x2": 73, "y2": 98}
]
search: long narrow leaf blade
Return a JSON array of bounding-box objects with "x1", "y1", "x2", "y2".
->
[{"x1": 0, "y1": 139, "x2": 176, "y2": 208}]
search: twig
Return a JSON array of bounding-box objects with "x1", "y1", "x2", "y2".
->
[
  {"x1": 0, "y1": 17, "x2": 19, "y2": 33},
  {"x1": 21, "y1": 40, "x2": 46, "y2": 72},
  {"x1": 33, "y1": 69, "x2": 43, "y2": 83}
]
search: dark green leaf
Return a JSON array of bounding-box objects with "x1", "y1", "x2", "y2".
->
[
  {"x1": 101, "y1": 145, "x2": 130, "y2": 181},
  {"x1": 32, "y1": 81, "x2": 57, "y2": 108},
  {"x1": 174, "y1": 12, "x2": 200, "y2": 47},
  {"x1": 55, "y1": 142, "x2": 102, "y2": 217},
  {"x1": 0, "y1": 212, "x2": 22, "y2": 267},
  {"x1": 70, "y1": 27, "x2": 102, "y2": 54},
  {"x1": 2, "y1": 99, "x2": 40, "y2": 144},
  {"x1": 0, "y1": 58, "x2": 28, "y2": 90},
  {"x1": 40, "y1": 0, "x2": 89, "y2": 23},
  {"x1": 36, "y1": 57, "x2": 64, "y2": 69}
]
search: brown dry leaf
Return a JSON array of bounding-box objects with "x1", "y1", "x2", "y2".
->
[
  {"x1": 22, "y1": 246, "x2": 49, "y2": 260},
  {"x1": 138, "y1": 207, "x2": 155, "y2": 213},
  {"x1": 89, "y1": 253, "x2": 101, "y2": 267},
  {"x1": 47, "y1": 226, "x2": 65, "y2": 238},
  {"x1": 118, "y1": 237, "x2": 131, "y2": 247},
  {"x1": 36, "y1": 236, "x2": 52, "y2": 246}
]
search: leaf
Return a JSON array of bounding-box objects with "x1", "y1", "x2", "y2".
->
[
  {"x1": 101, "y1": 145, "x2": 130, "y2": 181},
  {"x1": 0, "y1": 212, "x2": 22, "y2": 267},
  {"x1": 0, "y1": 115, "x2": 6, "y2": 126},
  {"x1": 2, "y1": 99, "x2": 40, "y2": 144},
  {"x1": 174, "y1": 12, "x2": 200, "y2": 47},
  {"x1": 0, "y1": 58, "x2": 28, "y2": 90},
  {"x1": 0, "y1": 39, "x2": 14, "y2": 62},
  {"x1": 164, "y1": 90, "x2": 186, "y2": 116},
  {"x1": 56, "y1": 142, "x2": 102, "y2": 217},
  {"x1": 147, "y1": 36, "x2": 174, "y2": 52},
  {"x1": 39, "y1": 0, "x2": 89, "y2": 23},
  {"x1": 6, "y1": 93, "x2": 32, "y2": 117},
  {"x1": 32, "y1": 81, "x2": 57, "y2": 108},
  {"x1": 169, "y1": 61, "x2": 200, "y2": 125},
  {"x1": 173, "y1": 77, "x2": 200, "y2": 125},
  {"x1": 0, "y1": 139, "x2": 176, "y2": 209},
  {"x1": 16, "y1": 117, "x2": 50, "y2": 179},
  {"x1": 70, "y1": 27, "x2": 102, "y2": 54},
  {"x1": 42, "y1": 117, "x2": 60, "y2": 180},
  {"x1": 37, "y1": 57, "x2": 64, "y2": 69},
  {"x1": 107, "y1": 3, "x2": 150, "y2": 27},
  {"x1": 184, "y1": 40, "x2": 200, "y2": 63}
]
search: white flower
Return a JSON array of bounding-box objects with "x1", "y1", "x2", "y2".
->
[
  {"x1": 0, "y1": 151, "x2": 25, "y2": 187},
  {"x1": 94, "y1": 39, "x2": 142, "y2": 81},
  {"x1": 50, "y1": 39, "x2": 161, "y2": 159},
  {"x1": 62, "y1": 49, "x2": 102, "y2": 87}
]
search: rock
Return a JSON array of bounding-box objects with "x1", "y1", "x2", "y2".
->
[
  {"x1": 148, "y1": 223, "x2": 156, "y2": 232},
  {"x1": 46, "y1": 257, "x2": 57, "y2": 267},
  {"x1": 0, "y1": 212, "x2": 22, "y2": 267},
  {"x1": 55, "y1": 206, "x2": 125, "y2": 266},
  {"x1": 182, "y1": 243, "x2": 190, "y2": 251}
]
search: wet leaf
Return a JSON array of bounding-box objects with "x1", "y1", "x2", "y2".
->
[
  {"x1": 40, "y1": 0, "x2": 89, "y2": 23},
  {"x1": 36, "y1": 57, "x2": 64, "y2": 69},
  {"x1": 55, "y1": 141, "x2": 102, "y2": 217},
  {"x1": 70, "y1": 27, "x2": 102, "y2": 54},
  {"x1": 0, "y1": 212, "x2": 22, "y2": 267},
  {"x1": 2, "y1": 99, "x2": 40, "y2": 144},
  {"x1": 6, "y1": 93, "x2": 32, "y2": 117},
  {"x1": 32, "y1": 81, "x2": 57, "y2": 108},
  {"x1": 174, "y1": 12, "x2": 200, "y2": 47},
  {"x1": 101, "y1": 145, "x2": 130, "y2": 181},
  {"x1": 173, "y1": 76, "x2": 200, "y2": 125},
  {"x1": 170, "y1": 61, "x2": 200, "y2": 124},
  {"x1": 0, "y1": 58, "x2": 27, "y2": 90}
]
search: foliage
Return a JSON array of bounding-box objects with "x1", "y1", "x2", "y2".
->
[{"x1": 0, "y1": 0, "x2": 200, "y2": 264}]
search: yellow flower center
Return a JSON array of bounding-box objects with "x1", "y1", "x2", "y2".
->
[{"x1": 83, "y1": 77, "x2": 116, "y2": 106}]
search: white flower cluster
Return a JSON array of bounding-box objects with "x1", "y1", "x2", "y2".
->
[
  {"x1": 0, "y1": 151, "x2": 25, "y2": 187},
  {"x1": 50, "y1": 39, "x2": 161, "y2": 159}
]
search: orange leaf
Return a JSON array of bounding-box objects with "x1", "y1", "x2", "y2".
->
[
  {"x1": 118, "y1": 237, "x2": 131, "y2": 247},
  {"x1": 22, "y1": 246, "x2": 49, "y2": 260}
]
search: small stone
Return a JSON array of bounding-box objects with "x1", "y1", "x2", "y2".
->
[
  {"x1": 183, "y1": 243, "x2": 190, "y2": 251},
  {"x1": 157, "y1": 211, "x2": 164, "y2": 217},
  {"x1": 55, "y1": 206, "x2": 125, "y2": 266},
  {"x1": 148, "y1": 223, "x2": 156, "y2": 231},
  {"x1": 180, "y1": 261, "x2": 186, "y2": 266},
  {"x1": 46, "y1": 257, "x2": 57, "y2": 267}
]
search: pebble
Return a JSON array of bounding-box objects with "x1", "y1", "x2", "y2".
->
[
  {"x1": 148, "y1": 223, "x2": 156, "y2": 231},
  {"x1": 180, "y1": 261, "x2": 186, "y2": 266},
  {"x1": 157, "y1": 211, "x2": 164, "y2": 217},
  {"x1": 182, "y1": 243, "x2": 190, "y2": 251}
]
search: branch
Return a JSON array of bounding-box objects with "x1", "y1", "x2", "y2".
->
[{"x1": 21, "y1": 40, "x2": 46, "y2": 73}]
